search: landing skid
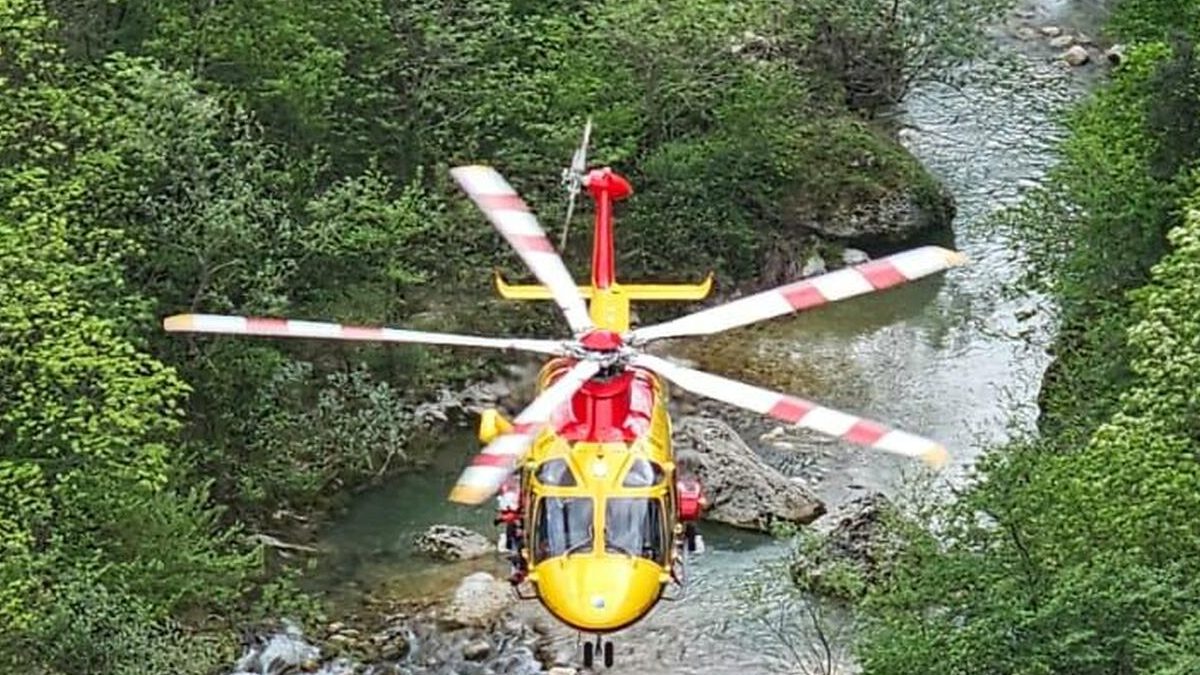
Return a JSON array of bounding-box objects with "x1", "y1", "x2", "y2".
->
[{"x1": 580, "y1": 633, "x2": 615, "y2": 669}]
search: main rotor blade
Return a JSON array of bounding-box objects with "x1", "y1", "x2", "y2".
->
[
  {"x1": 628, "y1": 246, "x2": 967, "y2": 344},
  {"x1": 633, "y1": 353, "x2": 949, "y2": 468},
  {"x1": 449, "y1": 359, "x2": 602, "y2": 504},
  {"x1": 451, "y1": 165, "x2": 594, "y2": 335},
  {"x1": 163, "y1": 314, "x2": 568, "y2": 355}
]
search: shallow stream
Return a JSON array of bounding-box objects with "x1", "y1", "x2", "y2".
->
[{"x1": 305, "y1": 2, "x2": 1111, "y2": 672}]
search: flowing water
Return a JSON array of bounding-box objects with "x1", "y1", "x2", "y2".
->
[{"x1": 306, "y1": 2, "x2": 1111, "y2": 672}]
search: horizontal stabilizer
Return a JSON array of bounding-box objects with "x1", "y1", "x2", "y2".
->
[{"x1": 495, "y1": 271, "x2": 714, "y2": 301}]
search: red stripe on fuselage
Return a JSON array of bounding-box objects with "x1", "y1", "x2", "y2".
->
[{"x1": 549, "y1": 368, "x2": 656, "y2": 443}]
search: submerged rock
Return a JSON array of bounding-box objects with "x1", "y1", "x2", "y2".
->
[
  {"x1": 673, "y1": 415, "x2": 825, "y2": 530},
  {"x1": 415, "y1": 524, "x2": 493, "y2": 562}
]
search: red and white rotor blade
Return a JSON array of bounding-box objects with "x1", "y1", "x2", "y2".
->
[
  {"x1": 634, "y1": 353, "x2": 948, "y2": 468},
  {"x1": 451, "y1": 165, "x2": 593, "y2": 335},
  {"x1": 628, "y1": 246, "x2": 967, "y2": 343},
  {"x1": 163, "y1": 314, "x2": 567, "y2": 356},
  {"x1": 449, "y1": 359, "x2": 602, "y2": 505}
]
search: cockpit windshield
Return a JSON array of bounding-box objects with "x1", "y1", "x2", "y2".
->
[
  {"x1": 604, "y1": 498, "x2": 666, "y2": 563},
  {"x1": 534, "y1": 497, "x2": 594, "y2": 562}
]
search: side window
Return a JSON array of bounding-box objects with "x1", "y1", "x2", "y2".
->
[
  {"x1": 533, "y1": 497, "x2": 594, "y2": 563},
  {"x1": 535, "y1": 458, "x2": 577, "y2": 486},
  {"x1": 621, "y1": 458, "x2": 665, "y2": 487}
]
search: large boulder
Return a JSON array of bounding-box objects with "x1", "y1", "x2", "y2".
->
[
  {"x1": 777, "y1": 118, "x2": 956, "y2": 245},
  {"x1": 801, "y1": 186, "x2": 955, "y2": 242},
  {"x1": 414, "y1": 525, "x2": 493, "y2": 562},
  {"x1": 441, "y1": 572, "x2": 515, "y2": 628},
  {"x1": 672, "y1": 416, "x2": 825, "y2": 530},
  {"x1": 789, "y1": 492, "x2": 908, "y2": 599}
]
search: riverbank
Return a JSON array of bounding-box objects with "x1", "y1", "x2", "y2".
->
[{"x1": 850, "y1": 0, "x2": 1200, "y2": 671}]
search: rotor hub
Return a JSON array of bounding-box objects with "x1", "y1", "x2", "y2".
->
[{"x1": 579, "y1": 329, "x2": 624, "y2": 352}]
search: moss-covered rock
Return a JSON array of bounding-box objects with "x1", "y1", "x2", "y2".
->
[
  {"x1": 778, "y1": 117, "x2": 956, "y2": 244},
  {"x1": 789, "y1": 493, "x2": 910, "y2": 601}
]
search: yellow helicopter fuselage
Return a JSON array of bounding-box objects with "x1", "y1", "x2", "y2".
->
[
  {"x1": 518, "y1": 357, "x2": 676, "y2": 633},
  {"x1": 480, "y1": 166, "x2": 711, "y2": 633}
]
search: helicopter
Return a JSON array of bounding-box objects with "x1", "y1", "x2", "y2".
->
[{"x1": 162, "y1": 120, "x2": 965, "y2": 669}]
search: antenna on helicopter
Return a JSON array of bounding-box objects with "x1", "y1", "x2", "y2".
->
[{"x1": 559, "y1": 116, "x2": 592, "y2": 251}]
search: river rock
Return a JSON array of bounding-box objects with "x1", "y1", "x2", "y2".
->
[
  {"x1": 841, "y1": 248, "x2": 870, "y2": 265},
  {"x1": 1104, "y1": 44, "x2": 1126, "y2": 65},
  {"x1": 232, "y1": 620, "x2": 321, "y2": 675},
  {"x1": 1063, "y1": 45, "x2": 1090, "y2": 66},
  {"x1": 1048, "y1": 34, "x2": 1074, "y2": 48},
  {"x1": 1039, "y1": 25, "x2": 1062, "y2": 37},
  {"x1": 801, "y1": 253, "x2": 827, "y2": 277},
  {"x1": 442, "y1": 572, "x2": 515, "y2": 628},
  {"x1": 801, "y1": 184, "x2": 955, "y2": 244},
  {"x1": 462, "y1": 639, "x2": 492, "y2": 660},
  {"x1": 673, "y1": 415, "x2": 825, "y2": 530},
  {"x1": 789, "y1": 492, "x2": 908, "y2": 600},
  {"x1": 415, "y1": 525, "x2": 493, "y2": 561}
]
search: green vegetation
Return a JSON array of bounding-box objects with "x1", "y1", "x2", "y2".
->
[
  {"x1": 855, "y1": 2, "x2": 1200, "y2": 672},
  {"x1": 1, "y1": 0, "x2": 1003, "y2": 671}
]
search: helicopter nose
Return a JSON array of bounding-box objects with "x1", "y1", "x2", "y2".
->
[{"x1": 534, "y1": 554, "x2": 664, "y2": 632}]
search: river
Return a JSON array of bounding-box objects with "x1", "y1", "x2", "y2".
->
[{"x1": 304, "y1": 1, "x2": 1109, "y2": 673}]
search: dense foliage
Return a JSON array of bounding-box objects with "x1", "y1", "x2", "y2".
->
[
  {"x1": 856, "y1": 2, "x2": 1200, "y2": 672},
  {"x1": 0, "y1": 0, "x2": 1004, "y2": 671}
]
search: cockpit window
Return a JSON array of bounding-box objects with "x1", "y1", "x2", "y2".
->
[
  {"x1": 535, "y1": 458, "x2": 577, "y2": 486},
  {"x1": 534, "y1": 497, "x2": 594, "y2": 562},
  {"x1": 604, "y1": 498, "x2": 666, "y2": 563},
  {"x1": 621, "y1": 458, "x2": 665, "y2": 487}
]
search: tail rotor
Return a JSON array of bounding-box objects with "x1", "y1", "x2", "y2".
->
[{"x1": 559, "y1": 116, "x2": 593, "y2": 251}]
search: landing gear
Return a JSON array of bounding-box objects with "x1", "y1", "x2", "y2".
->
[{"x1": 582, "y1": 635, "x2": 615, "y2": 669}]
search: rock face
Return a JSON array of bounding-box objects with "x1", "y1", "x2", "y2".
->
[
  {"x1": 672, "y1": 415, "x2": 825, "y2": 530},
  {"x1": 801, "y1": 184, "x2": 956, "y2": 243},
  {"x1": 789, "y1": 492, "x2": 907, "y2": 599},
  {"x1": 415, "y1": 525, "x2": 493, "y2": 562}
]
